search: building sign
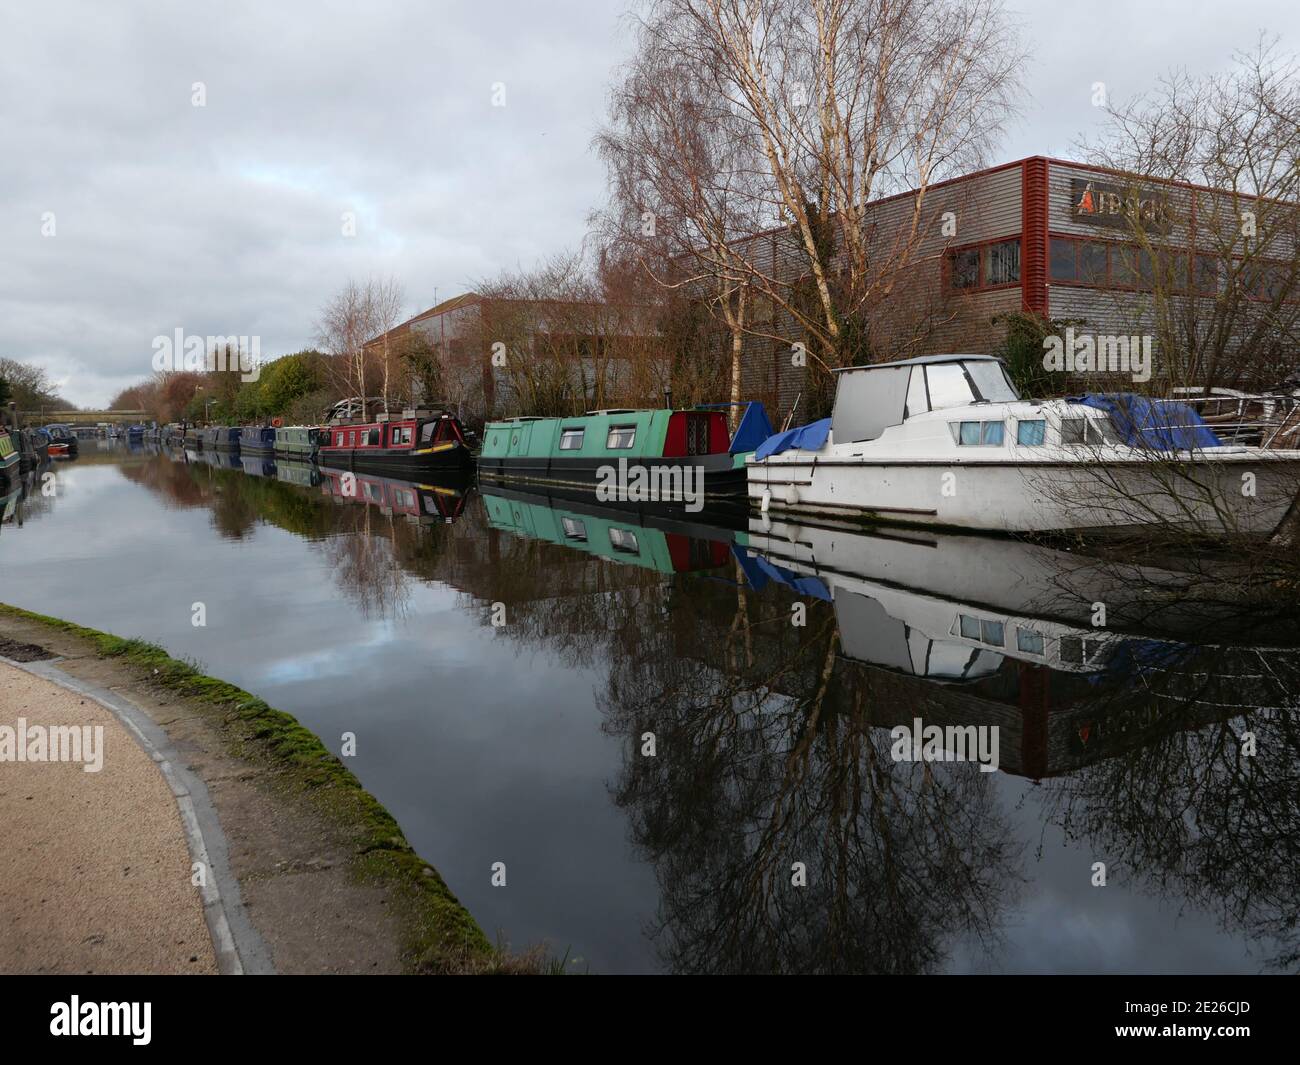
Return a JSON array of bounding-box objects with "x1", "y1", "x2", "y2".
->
[{"x1": 1070, "y1": 178, "x2": 1172, "y2": 235}]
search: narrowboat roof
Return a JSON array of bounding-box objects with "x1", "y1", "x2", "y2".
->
[{"x1": 832, "y1": 354, "x2": 1003, "y2": 373}]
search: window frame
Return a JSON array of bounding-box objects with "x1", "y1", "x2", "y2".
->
[{"x1": 945, "y1": 236, "x2": 1023, "y2": 293}]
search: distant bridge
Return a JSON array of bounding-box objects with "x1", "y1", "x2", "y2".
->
[{"x1": 18, "y1": 410, "x2": 149, "y2": 426}]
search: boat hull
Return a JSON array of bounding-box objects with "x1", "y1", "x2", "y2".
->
[
  {"x1": 317, "y1": 442, "x2": 472, "y2": 479},
  {"x1": 748, "y1": 454, "x2": 1300, "y2": 536},
  {"x1": 478, "y1": 453, "x2": 749, "y2": 504}
]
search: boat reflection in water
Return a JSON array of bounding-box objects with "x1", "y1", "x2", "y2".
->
[
  {"x1": 483, "y1": 486, "x2": 734, "y2": 573},
  {"x1": 318, "y1": 467, "x2": 470, "y2": 525}
]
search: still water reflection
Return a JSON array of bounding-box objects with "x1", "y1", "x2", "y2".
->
[{"x1": 2, "y1": 448, "x2": 1298, "y2": 973}]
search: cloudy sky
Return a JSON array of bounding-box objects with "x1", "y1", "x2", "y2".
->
[{"x1": 2, "y1": 0, "x2": 1296, "y2": 408}]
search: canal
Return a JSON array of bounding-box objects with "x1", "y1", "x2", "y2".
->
[{"x1": 2, "y1": 444, "x2": 1298, "y2": 973}]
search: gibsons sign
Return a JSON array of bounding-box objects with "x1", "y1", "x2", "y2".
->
[{"x1": 1071, "y1": 178, "x2": 1172, "y2": 235}]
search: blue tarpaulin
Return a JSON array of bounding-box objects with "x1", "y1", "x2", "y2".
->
[
  {"x1": 729, "y1": 401, "x2": 775, "y2": 455},
  {"x1": 731, "y1": 545, "x2": 833, "y2": 601},
  {"x1": 754, "y1": 418, "x2": 832, "y2": 460},
  {"x1": 1073, "y1": 393, "x2": 1222, "y2": 450}
]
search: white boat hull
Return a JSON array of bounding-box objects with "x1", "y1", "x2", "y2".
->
[{"x1": 748, "y1": 454, "x2": 1300, "y2": 536}]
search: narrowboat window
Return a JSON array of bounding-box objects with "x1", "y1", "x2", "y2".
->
[
  {"x1": 368, "y1": 428, "x2": 380, "y2": 446},
  {"x1": 1017, "y1": 629, "x2": 1045, "y2": 655},
  {"x1": 396, "y1": 490, "x2": 414, "y2": 507},
  {"x1": 984, "y1": 239, "x2": 1021, "y2": 285},
  {"x1": 981, "y1": 619, "x2": 1005, "y2": 646},
  {"x1": 559, "y1": 428, "x2": 585, "y2": 450},
  {"x1": 561, "y1": 517, "x2": 588, "y2": 542},
  {"x1": 1017, "y1": 419, "x2": 1046, "y2": 445},
  {"x1": 959, "y1": 614, "x2": 981, "y2": 640},
  {"x1": 981, "y1": 421, "x2": 1004, "y2": 445},
  {"x1": 949, "y1": 247, "x2": 979, "y2": 289},
  {"x1": 904, "y1": 367, "x2": 929, "y2": 418},
  {"x1": 925, "y1": 363, "x2": 975, "y2": 410},
  {"x1": 422, "y1": 422, "x2": 437, "y2": 443},
  {"x1": 607, "y1": 425, "x2": 636, "y2": 449},
  {"x1": 608, "y1": 527, "x2": 639, "y2": 554},
  {"x1": 1049, "y1": 239, "x2": 1076, "y2": 282}
]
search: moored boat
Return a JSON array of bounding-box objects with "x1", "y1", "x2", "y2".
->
[
  {"x1": 240, "y1": 426, "x2": 276, "y2": 456},
  {"x1": 317, "y1": 408, "x2": 473, "y2": 478},
  {"x1": 747, "y1": 354, "x2": 1300, "y2": 538},
  {"x1": 274, "y1": 425, "x2": 323, "y2": 461},
  {"x1": 205, "y1": 426, "x2": 242, "y2": 452},
  {"x1": 477, "y1": 402, "x2": 772, "y2": 507},
  {"x1": 0, "y1": 426, "x2": 18, "y2": 482},
  {"x1": 183, "y1": 427, "x2": 204, "y2": 450}
]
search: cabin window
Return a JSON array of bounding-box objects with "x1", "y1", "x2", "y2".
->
[
  {"x1": 391, "y1": 426, "x2": 412, "y2": 446},
  {"x1": 559, "y1": 428, "x2": 585, "y2": 450},
  {"x1": 1016, "y1": 419, "x2": 1046, "y2": 445},
  {"x1": 395, "y1": 490, "x2": 414, "y2": 508},
  {"x1": 607, "y1": 425, "x2": 636, "y2": 449},
  {"x1": 925, "y1": 363, "x2": 975, "y2": 411},
  {"x1": 608, "y1": 527, "x2": 639, "y2": 554},
  {"x1": 561, "y1": 517, "x2": 588, "y2": 542},
  {"x1": 965, "y1": 360, "x2": 1019, "y2": 402},
  {"x1": 954, "y1": 420, "x2": 1004, "y2": 445},
  {"x1": 1061, "y1": 417, "x2": 1120, "y2": 446},
  {"x1": 981, "y1": 619, "x2": 1005, "y2": 646},
  {"x1": 959, "y1": 615, "x2": 981, "y2": 640},
  {"x1": 1017, "y1": 629, "x2": 1045, "y2": 655},
  {"x1": 904, "y1": 367, "x2": 929, "y2": 418}
]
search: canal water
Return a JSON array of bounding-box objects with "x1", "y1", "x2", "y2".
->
[{"x1": 3, "y1": 444, "x2": 1297, "y2": 973}]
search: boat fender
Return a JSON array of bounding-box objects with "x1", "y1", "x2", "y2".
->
[
  {"x1": 760, "y1": 489, "x2": 771, "y2": 513},
  {"x1": 784, "y1": 485, "x2": 800, "y2": 506}
]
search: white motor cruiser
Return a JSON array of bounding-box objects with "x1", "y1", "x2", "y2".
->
[{"x1": 746, "y1": 354, "x2": 1300, "y2": 537}]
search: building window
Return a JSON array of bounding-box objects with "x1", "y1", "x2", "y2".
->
[
  {"x1": 947, "y1": 239, "x2": 1020, "y2": 291},
  {"x1": 950, "y1": 248, "x2": 979, "y2": 289},
  {"x1": 1050, "y1": 239, "x2": 1077, "y2": 281},
  {"x1": 607, "y1": 425, "x2": 636, "y2": 449},
  {"x1": 984, "y1": 239, "x2": 1020, "y2": 285},
  {"x1": 559, "y1": 427, "x2": 585, "y2": 450}
]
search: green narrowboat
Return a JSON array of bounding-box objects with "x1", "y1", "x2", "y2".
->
[
  {"x1": 477, "y1": 403, "x2": 772, "y2": 506},
  {"x1": 274, "y1": 425, "x2": 323, "y2": 461},
  {"x1": 0, "y1": 427, "x2": 18, "y2": 482}
]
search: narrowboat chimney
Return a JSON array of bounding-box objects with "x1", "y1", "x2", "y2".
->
[{"x1": 663, "y1": 386, "x2": 672, "y2": 411}]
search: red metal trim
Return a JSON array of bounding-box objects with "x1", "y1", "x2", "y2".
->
[{"x1": 1021, "y1": 158, "x2": 1050, "y2": 317}]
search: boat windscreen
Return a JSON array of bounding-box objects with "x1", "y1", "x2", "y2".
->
[{"x1": 965, "y1": 360, "x2": 1020, "y2": 403}]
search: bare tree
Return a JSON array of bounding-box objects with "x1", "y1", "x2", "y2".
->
[
  {"x1": 316, "y1": 277, "x2": 407, "y2": 413},
  {"x1": 603, "y1": 0, "x2": 1023, "y2": 396},
  {"x1": 1080, "y1": 36, "x2": 1300, "y2": 392}
]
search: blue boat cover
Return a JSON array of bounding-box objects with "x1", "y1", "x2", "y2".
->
[
  {"x1": 731, "y1": 545, "x2": 833, "y2": 601},
  {"x1": 1073, "y1": 393, "x2": 1222, "y2": 450},
  {"x1": 729, "y1": 401, "x2": 775, "y2": 455},
  {"x1": 754, "y1": 418, "x2": 832, "y2": 461}
]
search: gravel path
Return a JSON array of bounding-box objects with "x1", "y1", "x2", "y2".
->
[{"x1": 0, "y1": 660, "x2": 217, "y2": 974}]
